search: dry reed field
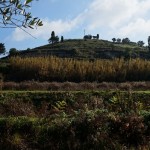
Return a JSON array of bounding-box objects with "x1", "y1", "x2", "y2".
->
[{"x1": 9, "y1": 56, "x2": 150, "y2": 82}]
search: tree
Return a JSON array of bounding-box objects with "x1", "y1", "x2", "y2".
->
[
  {"x1": 51, "y1": 31, "x2": 55, "y2": 38},
  {"x1": 48, "y1": 31, "x2": 55, "y2": 44},
  {"x1": 0, "y1": 0, "x2": 42, "y2": 29},
  {"x1": 148, "y1": 36, "x2": 150, "y2": 51},
  {"x1": 9, "y1": 48, "x2": 18, "y2": 56},
  {"x1": 117, "y1": 38, "x2": 121, "y2": 43},
  {"x1": 61, "y1": 36, "x2": 64, "y2": 42},
  {"x1": 97, "y1": 34, "x2": 99, "y2": 39},
  {"x1": 48, "y1": 31, "x2": 59, "y2": 44},
  {"x1": 122, "y1": 38, "x2": 130, "y2": 44},
  {"x1": 0, "y1": 43, "x2": 5, "y2": 54},
  {"x1": 112, "y1": 38, "x2": 116, "y2": 43},
  {"x1": 137, "y1": 41, "x2": 144, "y2": 47}
]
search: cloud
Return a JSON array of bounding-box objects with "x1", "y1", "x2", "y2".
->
[
  {"x1": 11, "y1": 17, "x2": 82, "y2": 41},
  {"x1": 82, "y1": 0, "x2": 150, "y2": 30},
  {"x1": 78, "y1": 0, "x2": 150, "y2": 43},
  {"x1": 11, "y1": 0, "x2": 150, "y2": 43},
  {"x1": 117, "y1": 18, "x2": 150, "y2": 41}
]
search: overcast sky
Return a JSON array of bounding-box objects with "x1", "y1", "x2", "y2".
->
[{"x1": 1, "y1": 0, "x2": 150, "y2": 52}]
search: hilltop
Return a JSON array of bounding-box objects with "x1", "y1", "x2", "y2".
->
[{"x1": 16, "y1": 39, "x2": 150, "y2": 59}]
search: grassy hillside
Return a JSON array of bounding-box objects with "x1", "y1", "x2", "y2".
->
[{"x1": 17, "y1": 39, "x2": 149, "y2": 59}]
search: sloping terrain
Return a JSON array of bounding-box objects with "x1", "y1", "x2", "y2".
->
[{"x1": 18, "y1": 39, "x2": 149, "y2": 59}]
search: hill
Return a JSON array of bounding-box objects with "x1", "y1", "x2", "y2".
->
[{"x1": 17, "y1": 39, "x2": 150, "y2": 59}]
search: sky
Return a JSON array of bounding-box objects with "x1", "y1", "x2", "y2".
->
[{"x1": 1, "y1": 0, "x2": 150, "y2": 52}]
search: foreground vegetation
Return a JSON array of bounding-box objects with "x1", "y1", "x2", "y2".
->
[{"x1": 0, "y1": 90, "x2": 149, "y2": 149}]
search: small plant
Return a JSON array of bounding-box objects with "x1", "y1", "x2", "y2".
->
[
  {"x1": 52, "y1": 100, "x2": 67, "y2": 111},
  {"x1": 109, "y1": 90, "x2": 145, "y2": 114}
]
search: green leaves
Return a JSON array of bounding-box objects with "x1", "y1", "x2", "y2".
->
[
  {"x1": 37, "y1": 20, "x2": 43, "y2": 26},
  {"x1": 25, "y1": 0, "x2": 33, "y2": 5},
  {"x1": 17, "y1": 4, "x2": 22, "y2": 10},
  {"x1": 0, "y1": 0, "x2": 43, "y2": 29},
  {"x1": 3, "y1": 8, "x2": 10, "y2": 14},
  {"x1": 28, "y1": 17, "x2": 43, "y2": 28}
]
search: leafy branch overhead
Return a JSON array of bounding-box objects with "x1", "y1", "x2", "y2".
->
[{"x1": 0, "y1": 0, "x2": 43, "y2": 28}]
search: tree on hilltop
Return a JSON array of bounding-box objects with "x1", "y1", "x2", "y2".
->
[
  {"x1": 137, "y1": 41, "x2": 144, "y2": 47},
  {"x1": 61, "y1": 36, "x2": 64, "y2": 42},
  {"x1": 122, "y1": 38, "x2": 130, "y2": 44},
  {"x1": 51, "y1": 31, "x2": 55, "y2": 38},
  {"x1": 117, "y1": 38, "x2": 121, "y2": 43},
  {"x1": 148, "y1": 36, "x2": 150, "y2": 51},
  {"x1": 48, "y1": 31, "x2": 59, "y2": 44},
  {"x1": 112, "y1": 38, "x2": 116, "y2": 43},
  {"x1": 97, "y1": 34, "x2": 99, "y2": 39}
]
